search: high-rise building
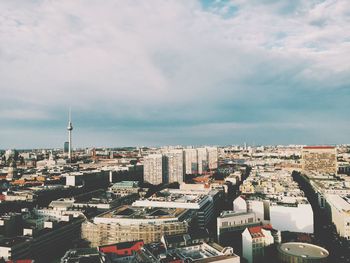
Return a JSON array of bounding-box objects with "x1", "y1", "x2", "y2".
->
[
  {"x1": 143, "y1": 154, "x2": 163, "y2": 185},
  {"x1": 207, "y1": 147, "x2": 218, "y2": 170},
  {"x1": 183, "y1": 148, "x2": 198, "y2": 175},
  {"x1": 64, "y1": 141, "x2": 69, "y2": 153},
  {"x1": 163, "y1": 150, "x2": 184, "y2": 184},
  {"x1": 197, "y1": 148, "x2": 208, "y2": 174},
  {"x1": 302, "y1": 146, "x2": 337, "y2": 174}
]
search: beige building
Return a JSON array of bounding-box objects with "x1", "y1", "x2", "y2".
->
[
  {"x1": 302, "y1": 146, "x2": 337, "y2": 174},
  {"x1": 81, "y1": 205, "x2": 191, "y2": 247}
]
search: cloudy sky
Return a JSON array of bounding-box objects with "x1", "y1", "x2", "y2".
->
[{"x1": 1, "y1": 0, "x2": 350, "y2": 148}]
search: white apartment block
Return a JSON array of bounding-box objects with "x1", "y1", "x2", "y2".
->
[
  {"x1": 207, "y1": 146, "x2": 218, "y2": 170},
  {"x1": 183, "y1": 148, "x2": 198, "y2": 174},
  {"x1": 144, "y1": 154, "x2": 163, "y2": 185},
  {"x1": 197, "y1": 148, "x2": 208, "y2": 174},
  {"x1": 163, "y1": 150, "x2": 184, "y2": 184}
]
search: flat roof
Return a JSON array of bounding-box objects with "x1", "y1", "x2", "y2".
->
[
  {"x1": 279, "y1": 243, "x2": 329, "y2": 259},
  {"x1": 98, "y1": 205, "x2": 187, "y2": 219},
  {"x1": 325, "y1": 194, "x2": 350, "y2": 213},
  {"x1": 303, "y1": 146, "x2": 335, "y2": 149}
]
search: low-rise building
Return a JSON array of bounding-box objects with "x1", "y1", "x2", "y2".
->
[
  {"x1": 81, "y1": 205, "x2": 193, "y2": 247},
  {"x1": 136, "y1": 242, "x2": 240, "y2": 263},
  {"x1": 242, "y1": 224, "x2": 281, "y2": 263},
  {"x1": 217, "y1": 211, "x2": 260, "y2": 242},
  {"x1": 324, "y1": 194, "x2": 350, "y2": 240},
  {"x1": 132, "y1": 188, "x2": 220, "y2": 228},
  {"x1": 277, "y1": 242, "x2": 329, "y2": 263}
]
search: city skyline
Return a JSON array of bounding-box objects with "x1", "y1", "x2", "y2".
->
[{"x1": 1, "y1": 0, "x2": 350, "y2": 148}]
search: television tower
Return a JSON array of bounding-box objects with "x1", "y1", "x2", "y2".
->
[{"x1": 67, "y1": 108, "x2": 73, "y2": 161}]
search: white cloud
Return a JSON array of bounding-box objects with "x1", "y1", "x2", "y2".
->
[{"x1": 0, "y1": 0, "x2": 349, "y2": 147}]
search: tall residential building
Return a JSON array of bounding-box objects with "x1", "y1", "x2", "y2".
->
[
  {"x1": 143, "y1": 154, "x2": 163, "y2": 185},
  {"x1": 183, "y1": 148, "x2": 198, "y2": 174},
  {"x1": 302, "y1": 146, "x2": 337, "y2": 174},
  {"x1": 163, "y1": 150, "x2": 184, "y2": 184},
  {"x1": 207, "y1": 147, "x2": 218, "y2": 170},
  {"x1": 197, "y1": 148, "x2": 208, "y2": 174}
]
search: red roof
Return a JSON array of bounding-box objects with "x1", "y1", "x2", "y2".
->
[
  {"x1": 6, "y1": 260, "x2": 34, "y2": 263},
  {"x1": 303, "y1": 146, "x2": 335, "y2": 149},
  {"x1": 99, "y1": 240, "x2": 144, "y2": 256},
  {"x1": 248, "y1": 224, "x2": 273, "y2": 238},
  {"x1": 248, "y1": 226, "x2": 265, "y2": 238}
]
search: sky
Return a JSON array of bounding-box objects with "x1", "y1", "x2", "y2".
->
[{"x1": 0, "y1": 0, "x2": 350, "y2": 148}]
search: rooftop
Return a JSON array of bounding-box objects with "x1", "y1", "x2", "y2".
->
[
  {"x1": 303, "y1": 146, "x2": 335, "y2": 150},
  {"x1": 325, "y1": 194, "x2": 350, "y2": 213},
  {"x1": 278, "y1": 242, "x2": 329, "y2": 259},
  {"x1": 97, "y1": 205, "x2": 187, "y2": 220}
]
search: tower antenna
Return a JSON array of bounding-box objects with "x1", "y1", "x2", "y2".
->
[{"x1": 67, "y1": 107, "x2": 73, "y2": 162}]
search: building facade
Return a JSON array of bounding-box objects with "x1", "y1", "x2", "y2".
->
[
  {"x1": 302, "y1": 146, "x2": 337, "y2": 174},
  {"x1": 143, "y1": 154, "x2": 163, "y2": 185}
]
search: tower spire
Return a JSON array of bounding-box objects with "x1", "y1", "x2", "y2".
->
[{"x1": 67, "y1": 108, "x2": 73, "y2": 162}]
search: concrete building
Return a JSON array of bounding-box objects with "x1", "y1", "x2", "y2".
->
[
  {"x1": 109, "y1": 181, "x2": 141, "y2": 197},
  {"x1": 163, "y1": 150, "x2": 184, "y2": 184},
  {"x1": 81, "y1": 205, "x2": 192, "y2": 247},
  {"x1": 132, "y1": 188, "x2": 219, "y2": 228},
  {"x1": 183, "y1": 148, "x2": 198, "y2": 174},
  {"x1": 217, "y1": 211, "x2": 260, "y2": 242},
  {"x1": 65, "y1": 170, "x2": 109, "y2": 188},
  {"x1": 277, "y1": 242, "x2": 329, "y2": 263},
  {"x1": 242, "y1": 225, "x2": 281, "y2": 263},
  {"x1": 197, "y1": 148, "x2": 208, "y2": 174},
  {"x1": 324, "y1": 194, "x2": 350, "y2": 239},
  {"x1": 136, "y1": 241, "x2": 240, "y2": 263},
  {"x1": 302, "y1": 146, "x2": 337, "y2": 174},
  {"x1": 143, "y1": 154, "x2": 163, "y2": 185},
  {"x1": 233, "y1": 196, "x2": 314, "y2": 234},
  {"x1": 207, "y1": 146, "x2": 218, "y2": 170}
]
